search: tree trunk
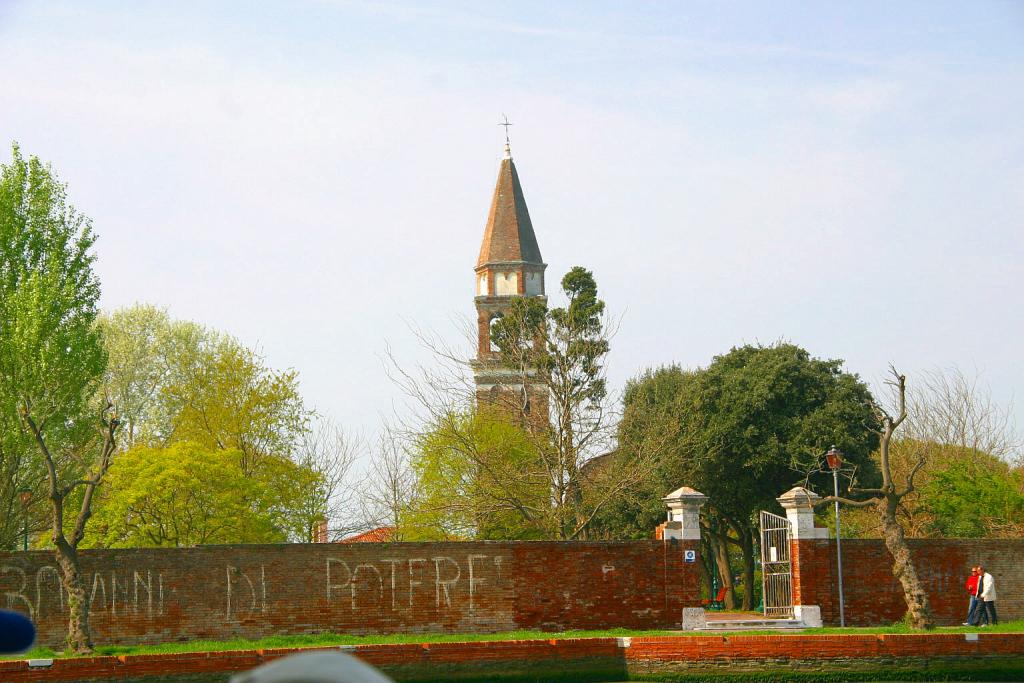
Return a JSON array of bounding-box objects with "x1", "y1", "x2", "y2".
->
[
  {"x1": 879, "y1": 498, "x2": 934, "y2": 629},
  {"x1": 739, "y1": 526, "x2": 756, "y2": 611},
  {"x1": 710, "y1": 531, "x2": 736, "y2": 609},
  {"x1": 697, "y1": 545, "x2": 713, "y2": 598},
  {"x1": 54, "y1": 539, "x2": 92, "y2": 653}
]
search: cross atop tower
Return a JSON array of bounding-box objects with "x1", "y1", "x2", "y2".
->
[
  {"x1": 499, "y1": 114, "x2": 513, "y2": 158},
  {"x1": 498, "y1": 114, "x2": 513, "y2": 144}
]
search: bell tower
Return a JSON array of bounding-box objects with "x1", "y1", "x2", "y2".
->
[{"x1": 472, "y1": 141, "x2": 548, "y2": 420}]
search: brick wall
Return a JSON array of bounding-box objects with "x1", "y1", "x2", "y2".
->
[
  {"x1": 5, "y1": 535, "x2": 1017, "y2": 649},
  {"x1": 0, "y1": 540, "x2": 698, "y2": 648},
  {"x1": 792, "y1": 538, "x2": 1024, "y2": 625}
]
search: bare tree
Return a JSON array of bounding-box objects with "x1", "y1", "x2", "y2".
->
[
  {"x1": 22, "y1": 403, "x2": 119, "y2": 651},
  {"x1": 295, "y1": 417, "x2": 363, "y2": 541},
  {"x1": 818, "y1": 368, "x2": 935, "y2": 629},
  {"x1": 904, "y1": 367, "x2": 1021, "y2": 461},
  {"x1": 360, "y1": 425, "x2": 418, "y2": 541},
  {"x1": 828, "y1": 367, "x2": 1022, "y2": 539}
]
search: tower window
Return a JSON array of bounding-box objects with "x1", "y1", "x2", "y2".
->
[
  {"x1": 489, "y1": 313, "x2": 503, "y2": 352},
  {"x1": 525, "y1": 272, "x2": 543, "y2": 295},
  {"x1": 495, "y1": 271, "x2": 518, "y2": 295}
]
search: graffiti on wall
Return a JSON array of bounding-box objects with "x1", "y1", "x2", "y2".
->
[
  {"x1": 325, "y1": 554, "x2": 509, "y2": 612},
  {"x1": 1, "y1": 564, "x2": 166, "y2": 620},
  {"x1": 1, "y1": 552, "x2": 513, "y2": 624}
]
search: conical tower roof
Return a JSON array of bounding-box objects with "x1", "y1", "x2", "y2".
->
[{"x1": 476, "y1": 147, "x2": 544, "y2": 268}]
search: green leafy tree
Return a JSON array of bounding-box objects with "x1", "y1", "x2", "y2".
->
[
  {"x1": 165, "y1": 334, "x2": 306, "y2": 475},
  {"x1": 922, "y1": 455, "x2": 1024, "y2": 537},
  {"x1": 605, "y1": 343, "x2": 879, "y2": 609},
  {"x1": 86, "y1": 442, "x2": 278, "y2": 546},
  {"x1": 0, "y1": 143, "x2": 116, "y2": 653},
  {"x1": 98, "y1": 303, "x2": 308, "y2": 472},
  {"x1": 98, "y1": 304, "x2": 334, "y2": 542},
  {"x1": 84, "y1": 441, "x2": 321, "y2": 547},
  {"x1": 593, "y1": 365, "x2": 695, "y2": 539},
  {"x1": 98, "y1": 301, "x2": 319, "y2": 531},
  {"x1": 255, "y1": 446, "x2": 331, "y2": 542},
  {"x1": 96, "y1": 304, "x2": 204, "y2": 448},
  {"x1": 403, "y1": 409, "x2": 547, "y2": 540},
  {"x1": 0, "y1": 358, "x2": 39, "y2": 551}
]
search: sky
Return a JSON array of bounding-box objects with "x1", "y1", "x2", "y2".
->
[{"x1": 1, "y1": 1, "x2": 1022, "y2": 459}]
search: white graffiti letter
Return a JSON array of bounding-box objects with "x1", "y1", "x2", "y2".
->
[
  {"x1": 326, "y1": 558, "x2": 352, "y2": 600},
  {"x1": 1, "y1": 566, "x2": 34, "y2": 620},
  {"x1": 134, "y1": 571, "x2": 153, "y2": 616},
  {"x1": 111, "y1": 571, "x2": 131, "y2": 616},
  {"x1": 90, "y1": 573, "x2": 107, "y2": 613},
  {"x1": 408, "y1": 558, "x2": 426, "y2": 608},
  {"x1": 433, "y1": 557, "x2": 460, "y2": 609},
  {"x1": 383, "y1": 559, "x2": 402, "y2": 610},
  {"x1": 35, "y1": 566, "x2": 64, "y2": 615},
  {"x1": 226, "y1": 566, "x2": 234, "y2": 619},
  {"x1": 468, "y1": 554, "x2": 488, "y2": 612}
]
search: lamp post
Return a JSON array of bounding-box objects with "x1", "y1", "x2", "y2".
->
[
  {"x1": 17, "y1": 488, "x2": 32, "y2": 552},
  {"x1": 825, "y1": 446, "x2": 845, "y2": 627}
]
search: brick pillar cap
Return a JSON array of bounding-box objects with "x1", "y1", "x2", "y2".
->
[
  {"x1": 662, "y1": 486, "x2": 705, "y2": 541},
  {"x1": 776, "y1": 486, "x2": 821, "y2": 509},
  {"x1": 662, "y1": 486, "x2": 708, "y2": 505}
]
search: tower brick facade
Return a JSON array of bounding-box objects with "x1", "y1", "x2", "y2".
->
[{"x1": 471, "y1": 144, "x2": 549, "y2": 422}]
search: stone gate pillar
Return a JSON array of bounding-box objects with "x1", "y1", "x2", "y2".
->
[
  {"x1": 661, "y1": 486, "x2": 707, "y2": 540},
  {"x1": 777, "y1": 486, "x2": 831, "y2": 626},
  {"x1": 661, "y1": 487, "x2": 706, "y2": 629},
  {"x1": 777, "y1": 487, "x2": 828, "y2": 541}
]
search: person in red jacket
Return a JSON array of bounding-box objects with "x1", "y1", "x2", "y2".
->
[
  {"x1": 977, "y1": 565, "x2": 998, "y2": 626},
  {"x1": 963, "y1": 565, "x2": 981, "y2": 626}
]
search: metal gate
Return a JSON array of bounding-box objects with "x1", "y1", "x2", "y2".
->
[{"x1": 759, "y1": 510, "x2": 794, "y2": 619}]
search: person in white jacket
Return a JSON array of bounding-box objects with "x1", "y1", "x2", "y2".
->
[{"x1": 977, "y1": 565, "x2": 998, "y2": 626}]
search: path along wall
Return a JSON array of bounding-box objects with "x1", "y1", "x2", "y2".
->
[
  {"x1": 792, "y1": 537, "x2": 1024, "y2": 626},
  {"x1": 0, "y1": 540, "x2": 698, "y2": 648}
]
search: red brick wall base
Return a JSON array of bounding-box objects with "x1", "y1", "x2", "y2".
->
[{"x1": 1, "y1": 633, "x2": 1022, "y2": 682}]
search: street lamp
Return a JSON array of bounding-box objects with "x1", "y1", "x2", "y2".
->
[
  {"x1": 825, "y1": 446, "x2": 846, "y2": 627},
  {"x1": 17, "y1": 488, "x2": 32, "y2": 552}
]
